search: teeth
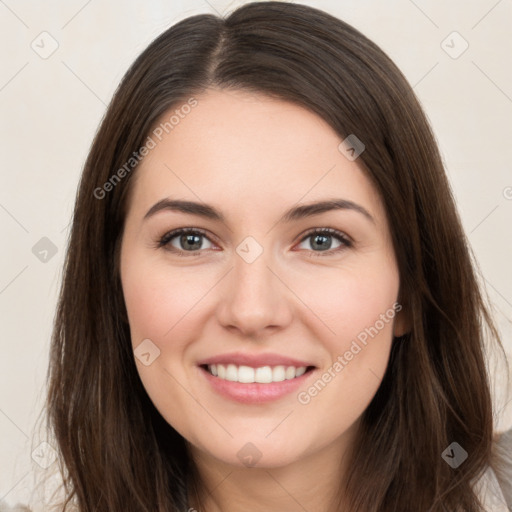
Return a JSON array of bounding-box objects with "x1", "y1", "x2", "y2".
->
[
  {"x1": 295, "y1": 366, "x2": 306, "y2": 377},
  {"x1": 239, "y1": 365, "x2": 255, "y2": 383},
  {"x1": 206, "y1": 364, "x2": 309, "y2": 383},
  {"x1": 272, "y1": 365, "x2": 286, "y2": 382},
  {"x1": 226, "y1": 364, "x2": 238, "y2": 381}
]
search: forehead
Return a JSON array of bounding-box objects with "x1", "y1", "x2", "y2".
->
[{"x1": 126, "y1": 88, "x2": 385, "y2": 225}]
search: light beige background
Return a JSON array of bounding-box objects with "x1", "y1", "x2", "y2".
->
[{"x1": 1, "y1": 0, "x2": 511, "y2": 506}]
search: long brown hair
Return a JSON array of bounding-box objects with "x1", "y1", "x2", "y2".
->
[{"x1": 43, "y1": 1, "x2": 509, "y2": 510}]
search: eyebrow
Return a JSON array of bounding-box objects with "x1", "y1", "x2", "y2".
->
[{"x1": 143, "y1": 198, "x2": 375, "y2": 225}]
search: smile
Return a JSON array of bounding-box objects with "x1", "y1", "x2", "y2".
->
[
  {"x1": 198, "y1": 364, "x2": 316, "y2": 404},
  {"x1": 205, "y1": 363, "x2": 309, "y2": 383}
]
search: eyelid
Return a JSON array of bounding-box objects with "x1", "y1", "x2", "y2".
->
[
  {"x1": 294, "y1": 227, "x2": 352, "y2": 257},
  {"x1": 157, "y1": 227, "x2": 217, "y2": 251},
  {"x1": 157, "y1": 226, "x2": 352, "y2": 256},
  {"x1": 297, "y1": 227, "x2": 352, "y2": 245}
]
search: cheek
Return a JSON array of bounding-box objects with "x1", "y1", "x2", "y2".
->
[
  {"x1": 122, "y1": 255, "x2": 209, "y2": 342},
  {"x1": 294, "y1": 274, "x2": 398, "y2": 439},
  {"x1": 292, "y1": 255, "x2": 400, "y2": 347},
  {"x1": 292, "y1": 254, "x2": 399, "y2": 407},
  {"x1": 121, "y1": 254, "x2": 213, "y2": 438}
]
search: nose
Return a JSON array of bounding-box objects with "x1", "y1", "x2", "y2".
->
[{"x1": 215, "y1": 248, "x2": 293, "y2": 338}]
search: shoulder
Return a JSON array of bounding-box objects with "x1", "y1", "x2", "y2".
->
[{"x1": 491, "y1": 427, "x2": 512, "y2": 509}]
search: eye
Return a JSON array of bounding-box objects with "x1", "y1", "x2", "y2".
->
[
  {"x1": 295, "y1": 228, "x2": 352, "y2": 256},
  {"x1": 157, "y1": 228, "x2": 216, "y2": 256},
  {"x1": 156, "y1": 227, "x2": 352, "y2": 257}
]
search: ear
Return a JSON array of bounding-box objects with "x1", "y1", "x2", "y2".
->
[{"x1": 392, "y1": 300, "x2": 411, "y2": 338}]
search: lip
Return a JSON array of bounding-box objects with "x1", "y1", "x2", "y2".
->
[
  {"x1": 198, "y1": 364, "x2": 316, "y2": 404},
  {"x1": 197, "y1": 351, "x2": 315, "y2": 368}
]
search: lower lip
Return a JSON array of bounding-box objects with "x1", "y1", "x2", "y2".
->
[{"x1": 198, "y1": 366, "x2": 315, "y2": 404}]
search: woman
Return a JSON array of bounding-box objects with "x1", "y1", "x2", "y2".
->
[{"x1": 5, "y1": 1, "x2": 511, "y2": 511}]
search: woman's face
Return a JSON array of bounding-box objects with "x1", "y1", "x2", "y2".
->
[{"x1": 120, "y1": 88, "x2": 407, "y2": 469}]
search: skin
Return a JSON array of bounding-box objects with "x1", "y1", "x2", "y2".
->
[{"x1": 120, "y1": 88, "x2": 409, "y2": 512}]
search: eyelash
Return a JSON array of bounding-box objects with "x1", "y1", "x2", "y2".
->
[{"x1": 156, "y1": 227, "x2": 352, "y2": 258}]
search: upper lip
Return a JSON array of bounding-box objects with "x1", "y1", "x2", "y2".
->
[{"x1": 197, "y1": 352, "x2": 315, "y2": 368}]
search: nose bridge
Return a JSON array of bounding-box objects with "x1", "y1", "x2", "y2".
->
[
  {"x1": 217, "y1": 240, "x2": 292, "y2": 334},
  {"x1": 234, "y1": 248, "x2": 274, "y2": 299},
  {"x1": 232, "y1": 244, "x2": 279, "y2": 310}
]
